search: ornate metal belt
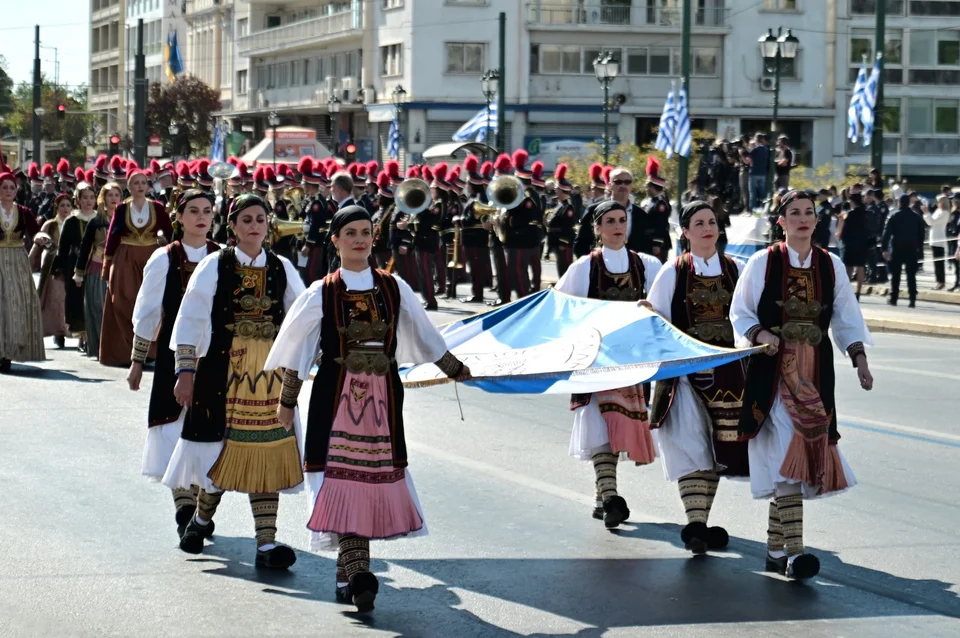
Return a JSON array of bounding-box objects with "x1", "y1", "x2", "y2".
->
[
  {"x1": 336, "y1": 350, "x2": 394, "y2": 376},
  {"x1": 339, "y1": 320, "x2": 390, "y2": 343},
  {"x1": 227, "y1": 320, "x2": 277, "y2": 341},
  {"x1": 689, "y1": 288, "x2": 732, "y2": 306},
  {"x1": 601, "y1": 286, "x2": 639, "y2": 302},
  {"x1": 239, "y1": 294, "x2": 273, "y2": 312},
  {"x1": 688, "y1": 320, "x2": 734, "y2": 343},
  {"x1": 772, "y1": 321, "x2": 823, "y2": 346}
]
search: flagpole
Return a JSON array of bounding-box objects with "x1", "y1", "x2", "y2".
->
[
  {"x1": 677, "y1": 0, "x2": 692, "y2": 194},
  {"x1": 871, "y1": 1, "x2": 887, "y2": 173}
]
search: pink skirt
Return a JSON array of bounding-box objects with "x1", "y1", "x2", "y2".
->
[
  {"x1": 597, "y1": 384, "x2": 656, "y2": 464},
  {"x1": 307, "y1": 372, "x2": 423, "y2": 540}
]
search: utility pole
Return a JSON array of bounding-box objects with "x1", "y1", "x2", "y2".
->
[
  {"x1": 134, "y1": 18, "x2": 147, "y2": 166},
  {"x1": 32, "y1": 25, "x2": 42, "y2": 166},
  {"x1": 677, "y1": 0, "x2": 692, "y2": 193},
  {"x1": 768, "y1": 31, "x2": 782, "y2": 201},
  {"x1": 496, "y1": 12, "x2": 506, "y2": 154},
  {"x1": 870, "y1": 1, "x2": 886, "y2": 173}
]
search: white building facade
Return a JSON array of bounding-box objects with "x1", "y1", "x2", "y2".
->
[
  {"x1": 183, "y1": 0, "x2": 237, "y2": 113},
  {"x1": 124, "y1": 0, "x2": 188, "y2": 132},
  {"x1": 89, "y1": 0, "x2": 128, "y2": 140}
]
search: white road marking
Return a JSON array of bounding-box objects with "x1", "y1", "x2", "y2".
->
[
  {"x1": 869, "y1": 363, "x2": 960, "y2": 383},
  {"x1": 844, "y1": 414, "x2": 960, "y2": 444}
]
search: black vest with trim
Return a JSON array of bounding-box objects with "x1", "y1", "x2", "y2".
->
[
  {"x1": 738, "y1": 243, "x2": 838, "y2": 441},
  {"x1": 180, "y1": 247, "x2": 288, "y2": 443}
]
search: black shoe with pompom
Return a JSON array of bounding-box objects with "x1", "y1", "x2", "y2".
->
[
  {"x1": 255, "y1": 544, "x2": 297, "y2": 570},
  {"x1": 602, "y1": 495, "x2": 630, "y2": 529},
  {"x1": 349, "y1": 572, "x2": 379, "y2": 612},
  {"x1": 681, "y1": 522, "x2": 709, "y2": 554}
]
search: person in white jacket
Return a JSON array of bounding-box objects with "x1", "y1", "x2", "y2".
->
[{"x1": 925, "y1": 195, "x2": 951, "y2": 290}]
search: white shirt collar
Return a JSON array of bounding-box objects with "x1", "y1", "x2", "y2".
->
[
  {"x1": 785, "y1": 243, "x2": 813, "y2": 268},
  {"x1": 340, "y1": 265, "x2": 374, "y2": 290},
  {"x1": 691, "y1": 251, "x2": 720, "y2": 272},
  {"x1": 600, "y1": 244, "x2": 630, "y2": 273},
  {"x1": 235, "y1": 246, "x2": 265, "y2": 265}
]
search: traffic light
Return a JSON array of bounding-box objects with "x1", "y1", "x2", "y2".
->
[
  {"x1": 344, "y1": 142, "x2": 357, "y2": 163},
  {"x1": 56, "y1": 104, "x2": 66, "y2": 120},
  {"x1": 109, "y1": 134, "x2": 121, "y2": 156}
]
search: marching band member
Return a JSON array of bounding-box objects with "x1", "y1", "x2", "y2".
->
[
  {"x1": 299, "y1": 157, "x2": 335, "y2": 283},
  {"x1": 413, "y1": 165, "x2": 444, "y2": 310},
  {"x1": 545, "y1": 163, "x2": 577, "y2": 279},
  {"x1": 555, "y1": 200, "x2": 662, "y2": 528},
  {"x1": 265, "y1": 205, "x2": 471, "y2": 612},
  {"x1": 163, "y1": 193, "x2": 305, "y2": 567},
  {"x1": 0, "y1": 170, "x2": 45, "y2": 373},
  {"x1": 128, "y1": 190, "x2": 220, "y2": 537},
  {"x1": 730, "y1": 189, "x2": 874, "y2": 580},
  {"x1": 99, "y1": 167, "x2": 173, "y2": 366},
  {"x1": 506, "y1": 150, "x2": 543, "y2": 299},
  {"x1": 647, "y1": 201, "x2": 748, "y2": 555},
  {"x1": 390, "y1": 167, "x2": 419, "y2": 287},
  {"x1": 371, "y1": 170, "x2": 395, "y2": 270},
  {"x1": 459, "y1": 155, "x2": 493, "y2": 303}
]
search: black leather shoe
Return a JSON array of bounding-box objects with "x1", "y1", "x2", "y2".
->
[
  {"x1": 786, "y1": 553, "x2": 820, "y2": 580},
  {"x1": 349, "y1": 572, "x2": 379, "y2": 612},
  {"x1": 602, "y1": 495, "x2": 630, "y2": 529},
  {"x1": 765, "y1": 553, "x2": 787, "y2": 575},
  {"x1": 175, "y1": 507, "x2": 194, "y2": 538},
  {"x1": 707, "y1": 526, "x2": 729, "y2": 550},
  {"x1": 255, "y1": 544, "x2": 297, "y2": 570},
  {"x1": 179, "y1": 520, "x2": 207, "y2": 555},
  {"x1": 461, "y1": 296, "x2": 484, "y2": 303},
  {"x1": 681, "y1": 522, "x2": 709, "y2": 554}
]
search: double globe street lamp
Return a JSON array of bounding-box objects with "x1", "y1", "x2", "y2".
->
[
  {"x1": 392, "y1": 84, "x2": 407, "y2": 160},
  {"x1": 593, "y1": 51, "x2": 620, "y2": 165},
  {"x1": 480, "y1": 69, "x2": 499, "y2": 159},
  {"x1": 758, "y1": 28, "x2": 799, "y2": 197}
]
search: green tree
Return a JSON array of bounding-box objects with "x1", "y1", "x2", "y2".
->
[
  {"x1": 6, "y1": 75, "x2": 93, "y2": 165},
  {"x1": 146, "y1": 76, "x2": 221, "y2": 159},
  {"x1": 0, "y1": 56, "x2": 14, "y2": 138}
]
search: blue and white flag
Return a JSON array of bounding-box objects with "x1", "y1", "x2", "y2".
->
[
  {"x1": 210, "y1": 120, "x2": 226, "y2": 163},
  {"x1": 654, "y1": 87, "x2": 677, "y2": 159},
  {"x1": 860, "y1": 58, "x2": 881, "y2": 147},
  {"x1": 674, "y1": 84, "x2": 692, "y2": 158},
  {"x1": 400, "y1": 290, "x2": 761, "y2": 394},
  {"x1": 453, "y1": 103, "x2": 498, "y2": 143},
  {"x1": 387, "y1": 118, "x2": 400, "y2": 159},
  {"x1": 848, "y1": 63, "x2": 868, "y2": 143}
]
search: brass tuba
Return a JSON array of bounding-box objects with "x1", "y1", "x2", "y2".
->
[
  {"x1": 268, "y1": 216, "x2": 306, "y2": 245},
  {"x1": 395, "y1": 178, "x2": 433, "y2": 217},
  {"x1": 484, "y1": 175, "x2": 525, "y2": 242},
  {"x1": 283, "y1": 186, "x2": 305, "y2": 216}
]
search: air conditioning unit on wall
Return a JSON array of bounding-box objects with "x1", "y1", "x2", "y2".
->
[{"x1": 759, "y1": 77, "x2": 776, "y2": 91}]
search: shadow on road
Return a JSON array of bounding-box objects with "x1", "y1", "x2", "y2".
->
[
  {"x1": 185, "y1": 528, "x2": 960, "y2": 636},
  {"x1": 3, "y1": 364, "x2": 111, "y2": 383}
]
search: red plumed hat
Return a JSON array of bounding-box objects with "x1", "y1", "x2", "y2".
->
[
  {"x1": 512, "y1": 149, "x2": 530, "y2": 178},
  {"x1": 376, "y1": 170, "x2": 393, "y2": 196},
  {"x1": 57, "y1": 158, "x2": 73, "y2": 180},
  {"x1": 177, "y1": 160, "x2": 196, "y2": 185},
  {"x1": 84, "y1": 169, "x2": 95, "y2": 184},
  {"x1": 94, "y1": 154, "x2": 109, "y2": 179},
  {"x1": 347, "y1": 163, "x2": 359, "y2": 179},
  {"x1": 262, "y1": 165, "x2": 277, "y2": 183},
  {"x1": 297, "y1": 156, "x2": 314, "y2": 176},
  {"x1": 588, "y1": 162, "x2": 604, "y2": 187},
  {"x1": 493, "y1": 153, "x2": 512, "y2": 175},
  {"x1": 365, "y1": 160, "x2": 380, "y2": 178},
  {"x1": 421, "y1": 165, "x2": 434, "y2": 182},
  {"x1": 385, "y1": 160, "x2": 402, "y2": 186},
  {"x1": 195, "y1": 158, "x2": 214, "y2": 186},
  {"x1": 74, "y1": 167, "x2": 85, "y2": 183},
  {"x1": 127, "y1": 159, "x2": 139, "y2": 170},
  {"x1": 150, "y1": 159, "x2": 161, "y2": 173},
  {"x1": 431, "y1": 162, "x2": 449, "y2": 188},
  {"x1": 355, "y1": 163, "x2": 368, "y2": 182},
  {"x1": 555, "y1": 163, "x2": 572, "y2": 191},
  {"x1": 602, "y1": 166, "x2": 613, "y2": 185},
  {"x1": 41, "y1": 163, "x2": 54, "y2": 179},
  {"x1": 227, "y1": 156, "x2": 239, "y2": 166},
  {"x1": 405, "y1": 165, "x2": 421, "y2": 179},
  {"x1": 480, "y1": 161, "x2": 494, "y2": 182},
  {"x1": 252, "y1": 165, "x2": 265, "y2": 187},
  {"x1": 109, "y1": 155, "x2": 124, "y2": 176},
  {"x1": 28, "y1": 163, "x2": 41, "y2": 182},
  {"x1": 645, "y1": 155, "x2": 666, "y2": 188},
  {"x1": 448, "y1": 165, "x2": 464, "y2": 191},
  {"x1": 530, "y1": 161, "x2": 545, "y2": 187}
]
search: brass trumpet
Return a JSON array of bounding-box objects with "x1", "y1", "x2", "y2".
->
[{"x1": 446, "y1": 217, "x2": 465, "y2": 270}]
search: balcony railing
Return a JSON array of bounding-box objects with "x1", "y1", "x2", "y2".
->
[
  {"x1": 526, "y1": 2, "x2": 727, "y2": 28},
  {"x1": 237, "y1": 11, "x2": 361, "y2": 57}
]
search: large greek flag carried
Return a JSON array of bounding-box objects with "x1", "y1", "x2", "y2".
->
[{"x1": 401, "y1": 290, "x2": 760, "y2": 394}]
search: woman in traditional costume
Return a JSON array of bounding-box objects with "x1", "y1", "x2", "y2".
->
[
  {"x1": 553, "y1": 200, "x2": 662, "y2": 529},
  {"x1": 57, "y1": 181, "x2": 99, "y2": 352},
  {"x1": 99, "y1": 168, "x2": 173, "y2": 366},
  {"x1": 647, "y1": 201, "x2": 748, "y2": 555},
  {"x1": 0, "y1": 171, "x2": 45, "y2": 373},
  {"x1": 264, "y1": 205, "x2": 470, "y2": 613},
  {"x1": 730, "y1": 189, "x2": 874, "y2": 580},
  {"x1": 162, "y1": 194, "x2": 305, "y2": 568},
  {"x1": 32, "y1": 193, "x2": 72, "y2": 347},
  {"x1": 128, "y1": 190, "x2": 220, "y2": 537},
  {"x1": 74, "y1": 183, "x2": 121, "y2": 359}
]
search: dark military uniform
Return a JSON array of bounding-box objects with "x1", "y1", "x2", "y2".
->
[
  {"x1": 302, "y1": 193, "x2": 335, "y2": 284},
  {"x1": 500, "y1": 190, "x2": 542, "y2": 301},
  {"x1": 646, "y1": 194, "x2": 673, "y2": 262},
  {"x1": 413, "y1": 200, "x2": 444, "y2": 308},
  {"x1": 389, "y1": 208, "x2": 417, "y2": 290},
  {"x1": 546, "y1": 199, "x2": 578, "y2": 279},
  {"x1": 371, "y1": 200, "x2": 394, "y2": 270},
  {"x1": 439, "y1": 195, "x2": 464, "y2": 298}
]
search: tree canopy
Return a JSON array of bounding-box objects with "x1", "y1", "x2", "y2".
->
[
  {"x1": 146, "y1": 75, "x2": 221, "y2": 158},
  {"x1": 3, "y1": 70, "x2": 92, "y2": 165}
]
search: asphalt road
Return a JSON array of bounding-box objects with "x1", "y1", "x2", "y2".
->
[{"x1": 1, "y1": 324, "x2": 958, "y2": 637}]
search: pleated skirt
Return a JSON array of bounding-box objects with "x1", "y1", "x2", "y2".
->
[{"x1": 0, "y1": 246, "x2": 45, "y2": 362}]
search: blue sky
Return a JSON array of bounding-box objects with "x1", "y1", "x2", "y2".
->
[{"x1": 3, "y1": 1, "x2": 91, "y2": 91}]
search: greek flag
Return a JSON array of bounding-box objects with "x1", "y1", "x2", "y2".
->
[
  {"x1": 860, "y1": 58, "x2": 881, "y2": 147},
  {"x1": 210, "y1": 120, "x2": 226, "y2": 162},
  {"x1": 400, "y1": 290, "x2": 760, "y2": 394},
  {"x1": 387, "y1": 118, "x2": 400, "y2": 159},
  {"x1": 848, "y1": 63, "x2": 868, "y2": 143},
  {"x1": 674, "y1": 84, "x2": 692, "y2": 158},
  {"x1": 654, "y1": 87, "x2": 677, "y2": 159},
  {"x1": 453, "y1": 103, "x2": 498, "y2": 143}
]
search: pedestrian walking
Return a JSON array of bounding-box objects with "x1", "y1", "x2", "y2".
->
[{"x1": 882, "y1": 194, "x2": 926, "y2": 307}]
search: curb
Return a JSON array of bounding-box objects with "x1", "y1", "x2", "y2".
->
[
  {"x1": 864, "y1": 318, "x2": 960, "y2": 339},
  {"x1": 864, "y1": 287, "x2": 960, "y2": 305}
]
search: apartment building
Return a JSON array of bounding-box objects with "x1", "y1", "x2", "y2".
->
[
  {"x1": 838, "y1": 0, "x2": 960, "y2": 183},
  {"x1": 124, "y1": 0, "x2": 188, "y2": 132},
  {"x1": 89, "y1": 0, "x2": 127, "y2": 139}
]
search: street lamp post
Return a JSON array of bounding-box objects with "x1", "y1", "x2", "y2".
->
[
  {"x1": 592, "y1": 51, "x2": 620, "y2": 165},
  {"x1": 268, "y1": 111, "x2": 280, "y2": 167},
  {"x1": 392, "y1": 85, "x2": 407, "y2": 162},
  {"x1": 758, "y1": 28, "x2": 799, "y2": 199},
  {"x1": 480, "y1": 70, "x2": 498, "y2": 160},
  {"x1": 168, "y1": 123, "x2": 179, "y2": 165},
  {"x1": 328, "y1": 96, "x2": 341, "y2": 158}
]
